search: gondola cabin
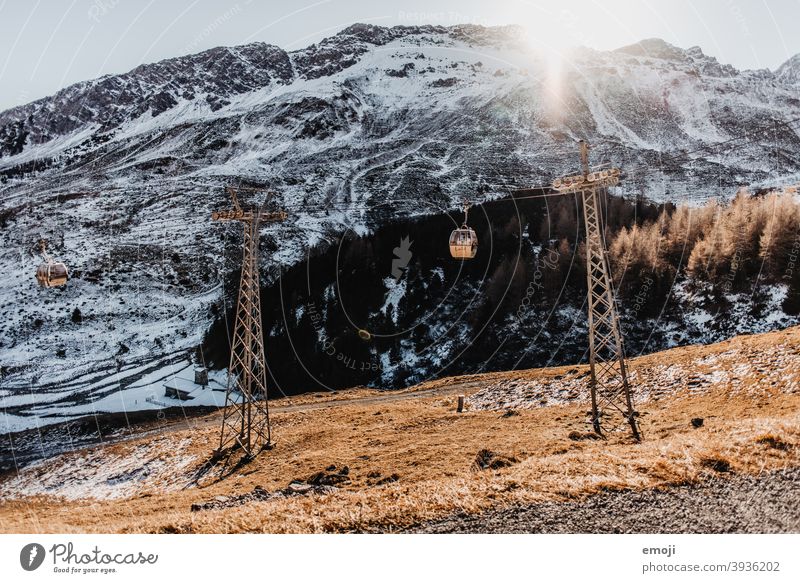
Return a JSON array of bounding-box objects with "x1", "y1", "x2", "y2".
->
[
  {"x1": 449, "y1": 227, "x2": 478, "y2": 260},
  {"x1": 36, "y1": 261, "x2": 69, "y2": 288}
]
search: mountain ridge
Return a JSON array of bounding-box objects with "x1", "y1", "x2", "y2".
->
[
  {"x1": 3, "y1": 24, "x2": 799, "y2": 157},
  {"x1": 1, "y1": 22, "x2": 800, "y2": 430}
]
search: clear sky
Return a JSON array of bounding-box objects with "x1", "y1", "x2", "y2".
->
[{"x1": 1, "y1": 0, "x2": 799, "y2": 112}]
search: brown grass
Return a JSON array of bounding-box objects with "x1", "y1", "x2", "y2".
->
[{"x1": 1, "y1": 326, "x2": 800, "y2": 533}]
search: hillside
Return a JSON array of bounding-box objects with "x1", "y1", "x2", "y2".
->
[
  {"x1": 1, "y1": 324, "x2": 798, "y2": 533},
  {"x1": 2, "y1": 23, "x2": 800, "y2": 429}
]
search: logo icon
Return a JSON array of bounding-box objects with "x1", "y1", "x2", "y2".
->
[
  {"x1": 20, "y1": 543, "x2": 46, "y2": 571},
  {"x1": 391, "y1": 236, "x2": 413, "y2": 281}
]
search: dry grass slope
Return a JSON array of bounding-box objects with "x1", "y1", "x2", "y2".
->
[{"x1": 1, "y1": 326, "x2": 799, "y2": 533}]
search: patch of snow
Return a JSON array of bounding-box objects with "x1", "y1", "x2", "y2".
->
[{"x1": 0, "y1": 436, "x2": 197, "y2": 501}]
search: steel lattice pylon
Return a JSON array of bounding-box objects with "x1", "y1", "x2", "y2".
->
[
  {"x1": 212, "y1": 187, "x2": 287, "y2": 457},
  {"x1": 552, "y1": 142, "x2": 642, "y2": 440}
]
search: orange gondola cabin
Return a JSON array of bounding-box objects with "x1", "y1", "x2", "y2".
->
[
  {"x1": 36, "y1": 261, "x2": 69, "y2": 288},
  {"x1": 448, "y1": 227, "x2": 478, "y2": 259},
  {"x1": 449, "y1": 202, "x2": 478, "y2": 260},
  {"x1": 35, "y1": 241, "x2": 69, "y2": 288}
]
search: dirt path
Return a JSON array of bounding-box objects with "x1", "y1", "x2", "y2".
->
[
  {"x1": 403, "y1": 467, "x2": 800, "y2": 534},
  {"x1": 119, "y1": 379, "x2": 486, "y2": 448}
]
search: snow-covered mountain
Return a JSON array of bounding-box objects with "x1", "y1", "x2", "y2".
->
[
  {"x1": 776, "y1": 53, "x2": 800, "y2": 87},
  {"x1": 1, "y1": 23, "x2": 800, "y2": 431}
]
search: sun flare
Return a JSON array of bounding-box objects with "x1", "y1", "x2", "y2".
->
[{"x1": 521, "y1": 24, "x2": 574, "y2": 113}]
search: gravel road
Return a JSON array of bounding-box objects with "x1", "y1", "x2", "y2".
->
[{"x1": 405, "y1": 467, "x2": 800, "y2": 533}]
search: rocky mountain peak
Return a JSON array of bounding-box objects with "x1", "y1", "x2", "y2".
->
[
  {"x1": 289, "y1": 23, "x2": 521, "y2": 80},
  {"x1": 776, "y1": 53, "x2": 800, "y2": 85},
  {"x1": 615, "y1": 38, "x2": 688, "y2": 61},
  {"x1": 333, "y1": 22, "x2": 435, "y2": 45},
  {"x1": 289, "y1": 23, "x2": 437, "y2": 79},
  {"x1": 614, "y1": 37, "x2": 737, "y2": 77}
]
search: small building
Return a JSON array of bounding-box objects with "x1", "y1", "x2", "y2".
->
[{"x1": 164, "y1": 377, "x2": 198, "y2": 401}]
